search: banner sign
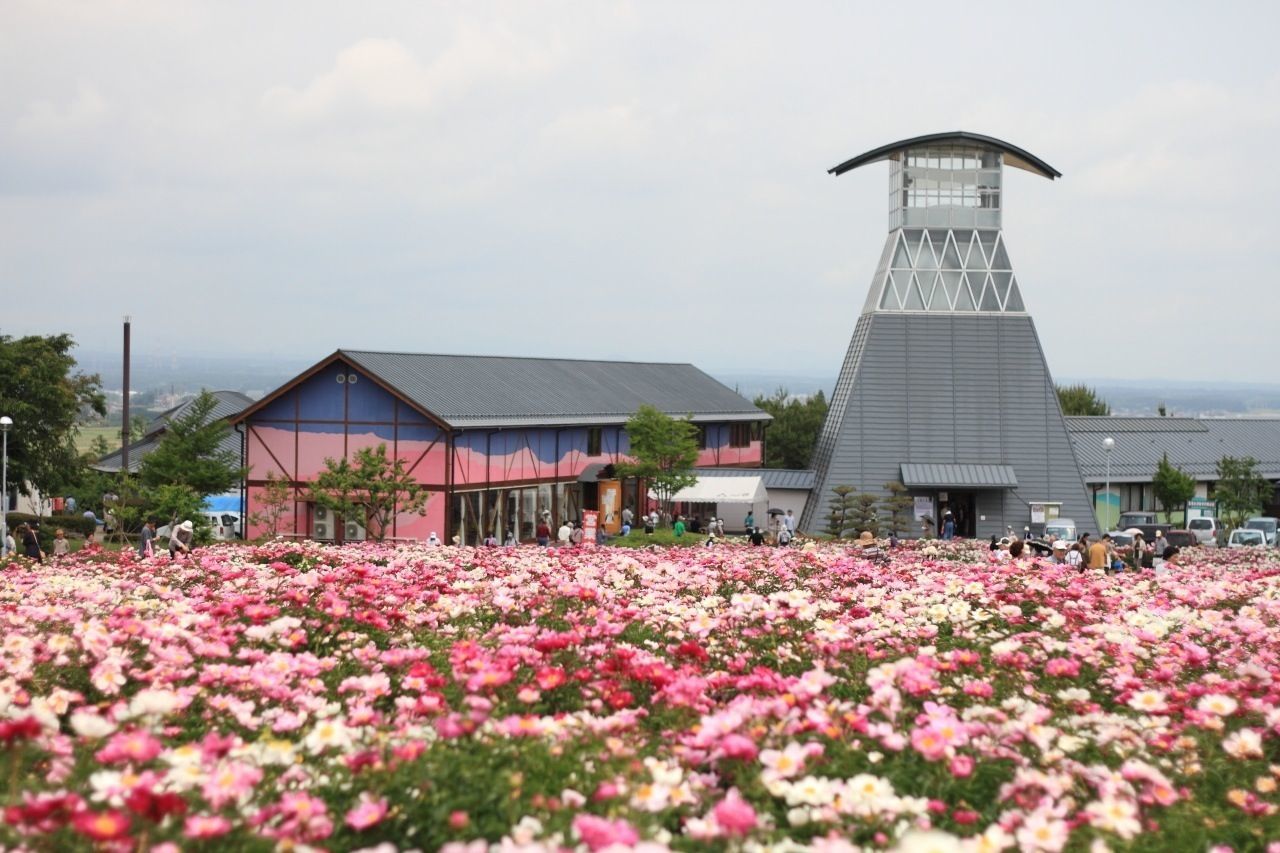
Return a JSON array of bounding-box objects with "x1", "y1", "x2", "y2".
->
[{"x1": 582, "y1": 510, "x2": 599, "y2": 547}]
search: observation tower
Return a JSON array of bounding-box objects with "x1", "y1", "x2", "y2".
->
[{"x1": 800, "y1": 132, "x2": 1094, "y2": 539}]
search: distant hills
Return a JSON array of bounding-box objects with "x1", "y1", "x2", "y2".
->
[{"x1": 72, "y1": 349, "x2": 1280, "y2": 419}]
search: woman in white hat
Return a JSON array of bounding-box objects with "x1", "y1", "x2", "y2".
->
[{"x1": 169, "y1": 519, "x2": 194, "y2": 558}]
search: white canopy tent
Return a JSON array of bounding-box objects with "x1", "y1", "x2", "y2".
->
[{"x1": 650, "y1": 475, "x2": 768, "y2": 532}]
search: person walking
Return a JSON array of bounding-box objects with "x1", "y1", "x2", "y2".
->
[
  {"x1": 784, "y1": 509, "x2": 797, "y2": 538},
  {"x1": 570, "y1": 522, "x2": 584, "y2": 546},
  {"x1": 138, "y1": 520, "x2": 157, "y2": 558},
  {"x1": 1153, "y1": 530, "x2": 1168, "y2": 556},
  {"x1": 744, "y1": 510, "x2": 755, "y2": 531},
  {"x1": 535, "y1": 519, "x2": 551, "y2": 547},
  {"x1": 21, "y1": 523, "x2": 44, "y2": 562},
  {"x1": 1066, "y1": 542, "x2": 1084, "y2": 569},
  {"x1": 1087, "y1": 534, "x2": 1111, "y2": 569},
  {"x1": 941, "y1": 512, "x2": 956, "y2": 541},
  {"x1": 621, "y1": 506, "x2": 634, "y2": 529},
  {"x1": 3, "y1": 526, "x2": 15, "y2": 558},
  {"x1": 557, "y1": 520, "x2": 572, "y2": 545},
  {"x1": 1128, "y1": 533, "x2": 1147, "y2": 571},
  {"x1": 672, "y1": 516, "x2": 686, "y2": 538},
  {"x1": 168, "y1": 520, "x2": 194, "y2": 558}
]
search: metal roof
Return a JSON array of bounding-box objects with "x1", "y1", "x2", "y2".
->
[
  {"x1": 1065, "y1": 416, "x2": 1208, "y2": 433},
  {"x1": 338, "y1": 350, "x2": 767, "y2": 429},
  {"x1": 93, "y1": 391, "x2": 250, "y2": 473},
  {"x1": 900, "y1": 463, "x2": 1019, "y2": 489},
  {"x1": 1068, "y1": 416, "x2": 1280, "y2": 482},
  {"x1": 692, "y1": 468, "x2": 815, "y2": 490},
  {"x1": 829, "y1": 131, "x2": 1061, "y2": 180}
]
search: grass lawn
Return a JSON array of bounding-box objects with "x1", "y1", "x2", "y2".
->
[
  {"x1": 74, "y1": 424, "x2": 118, "y2": 454},
  {"x1": 609, "y1": 527, "x2": 751, "y2": 548}
]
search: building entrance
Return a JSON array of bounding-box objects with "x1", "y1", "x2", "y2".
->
[{"x1": 937, "y1": 491, "x2": 976, "y2": 538}]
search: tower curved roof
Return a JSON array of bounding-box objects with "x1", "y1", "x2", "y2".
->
[{"x1": 829, "y1": 131, "x2": 1061, "y2": 179}]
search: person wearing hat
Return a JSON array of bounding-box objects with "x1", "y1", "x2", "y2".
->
[
  {"x1": 993, "y1": 536, "x2": 1013, "y2": 562},
  {"x1": 1050, "y1": 540, "x2": 1069, "y2": 565},
  {"x1": 169, "y1": 519, "x2": 194, "y2": 558},
  {"x1": 857, "y1": 530, "x2": 886, "y2": 562}
]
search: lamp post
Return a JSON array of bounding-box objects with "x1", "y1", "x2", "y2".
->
[
  {"x1": 1102, "y1": 436, "x2": 1115, "y2": 531},
  {"x1": 0, "y1": 415, "x2": 10, "y2": 556}
]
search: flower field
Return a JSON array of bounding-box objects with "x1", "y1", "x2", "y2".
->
[{"x1": 3, "y1": 541, "x2": 1280, "y2": 852}]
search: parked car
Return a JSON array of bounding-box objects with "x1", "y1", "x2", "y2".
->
[
  {"x1": 1105, "y1": 530, "x2": 1135, "y2": 547},
  {"x1": 1187, "y1": 517, "x2": 1222, "y2": 546},
  {"x1": 1228, "y1": 528, "x2": 1267, "y2": 548},
  {"x1": 157, "y1": 512, "x2": 242, "y2": 542},
  {"x1": 1043, "y1": 518, "x2": 1077, "y2": 543},
  {"x1": 1244, "y1": 516, "x2": 1279, "y2": 546},
  {"x1": 1118, "y1": 511, "x2": 1157, "y2": 528},
  {"x1": 1163, "y1": 530, "x2": 1198, "y2": 549}
]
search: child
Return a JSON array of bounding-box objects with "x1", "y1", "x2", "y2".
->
[{"x1": 52, "y1": 528, "x2": 70, "y2": 557}]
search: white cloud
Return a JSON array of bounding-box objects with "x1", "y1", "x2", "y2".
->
[{"x1": 16, "y1": 84, "x2": 109, "y2": 137}]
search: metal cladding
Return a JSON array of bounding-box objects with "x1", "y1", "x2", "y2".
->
[{"x1": 800, "y1": 132, "x2": 1095, "y2": 538}]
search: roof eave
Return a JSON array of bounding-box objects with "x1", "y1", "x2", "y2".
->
[{"x1": 829, "y1": 130, "x2": 1061, "y2": 180}]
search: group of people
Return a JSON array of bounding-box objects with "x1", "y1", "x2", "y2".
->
[
  {"x1": 135, "y1": 519, "x2": 195, "y2": 559},
  {"x1": 2, "y1": 522, "x2": 66, "y2": 562},
  {"x1": 983, "y1": 530, "x2": 1180, "y2": 572}
]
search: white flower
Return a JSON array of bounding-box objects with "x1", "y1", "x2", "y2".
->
[
  {"x1": 1126, "y1": 690, "x2": 1167, "y2": 714},
  {"x1": 303, "y1": 718, "x2": 354, "y2": 754},
  {"x1": 1085, "y1": 798, "x2": 1141, "y2": 839},
  {"x1": 1197, "y1": 694, "x2": 1238, "y2": 717},
  {"x1": 894, "y1": 829, "x2": 963, "y2": 853},
  {"x1": 1015, "y1": 813, "x2": 1070, "y2": 852},
  {"x1": 127, "y1": 688, "x2": 182, "y2": 718},
  {"x1": 70, "y1": 711, "x2": 117, "y2": 739},
  {"x1": 1222, "y1": 728, "x2": 1263, "y2": 759}
]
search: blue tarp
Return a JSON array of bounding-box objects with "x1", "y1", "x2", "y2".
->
[{"x1": 203, "y1": 494, "x2": 241, "y2": 513}]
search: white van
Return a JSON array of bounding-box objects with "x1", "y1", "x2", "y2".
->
[
  {"x1": 1244, "y1": 517, "x2": 1278, "y2": 546},
  {"x1": 203, "y1": 512, "x2": 242, "y2": 540},
  {"x1": 1186, "y1": 517, "x2": 1222, "y2": 546}
]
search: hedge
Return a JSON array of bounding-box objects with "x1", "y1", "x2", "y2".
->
[{"x1": 3, "y1": 512, "x2": 98, "y2": 538}]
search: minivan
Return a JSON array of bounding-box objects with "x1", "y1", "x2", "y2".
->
[
  {"x1": 1044, "y1": 518, "x2": 1077, "y2": 543},
  {"x1": 1244, "y1": 517, "x2": 1279, "y2": 546},
  {"x1": 1118, "y1": 511, "x2": 1157, "y2": 528},
  {"x1": 1187, "y1": 517, "x2": 1222, "y2": 546}
]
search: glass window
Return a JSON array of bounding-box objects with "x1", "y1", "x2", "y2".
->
[
  {"x1": 879, "y1": 277, "x2": 900, "y2": 310},
  {"x1": 978, "y1": 276, "x2": 1001, "y2": 311},
  {"x1": 953, "y1": 276, "x2": 976, "y2": 311},
  {"x1": 587, "y1": 427, "x2": 603, "y2": 456},
  {"x1": 902, "y1": 276, "x2": 926, "y2": 310},
  {"x1": 1004, "y1": 280, "x2": 1025, "y2": 311},
  {"x1": 939, "y1": 270, "x2": 963, "y2": 309}
]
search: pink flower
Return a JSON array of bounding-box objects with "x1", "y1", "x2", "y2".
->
[
  {"x1": 911, "y1": 725, "x2": 949, "y2": 761},
  {"x1": 949, "y1": 754, "x2": 975, "y2": 778},
  {"x1": 1044, "y1": 657, "x2": 1080, "y2": 678},
  {"x1": 712, "y1": 788, "x2": 757, "y2": 837},
  {"x1": 95, "y1": 730, "x2": 163, "y2": 765},
  {"x1": 201, "y1": 762, "x2": 263, "y2": 809},
  {"x1": 345, "y1": 793, "x2": 389, "y2": 830},
  {"x1": 719, "y1": 733, "x2": 759, "y2": 761},
  {"x1": 574, "y1": 814, "x2": 640, "y2": 851},
  {"x1": 184, "y1": 814, "x2": 232, "y2": 838}
]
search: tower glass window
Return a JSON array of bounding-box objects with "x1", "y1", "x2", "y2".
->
[{"x1": 890, "y1": 146, "x2": 1002, "y2": 230}]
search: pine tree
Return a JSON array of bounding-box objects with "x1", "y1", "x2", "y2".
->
[
  {"x1": 847, "y1": 492, "x2": 881, "y2": 537},
  {"x1": 880, "y1": 481, "x2": 915, "y2": 536},
  {"x1": 825, "y1": 485, "x2": 857, "y2": 538}
]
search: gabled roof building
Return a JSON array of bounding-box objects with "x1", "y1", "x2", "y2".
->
[
  {"x1": 801, "y1": 132, "x2": 1095, "y2": 538},
  {"x1": 232, "y1": 350, "x2": 768, "y2": 544},
  {"x1": 94, "y1": 390, "x2": 252, "y2": 474}
]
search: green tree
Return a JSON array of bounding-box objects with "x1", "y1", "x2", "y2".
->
[
  {"x1": 1215, "y1": 456, "x2": 1271, "y2": 530},
  {"x1": 138, "y1": 391, "x2": 242, "y2": 498},
  {"x1": 146, "y1": 484, "x2": 211, "y2": 543},
  {"x1": 249, "y1": 471, "x2": 292, "y2": 539},
  {"x1": 825, "y1": 485, "x2": 857, "y2": 538},
  {"x1": 310, "y1": 444, "x2": 431, "y2": 542},
  {"x1": 880, "y1": 481, "x2": 915, "y2": 536},
  {"x1": 1055, "y1": 383, "x2": 1111, "y2": 416},
  {"x1": 751, "y1": 388, "x2": 829, "y2": 469},
  {"x1": 1152, "y1": 453, "x2": 1196, "y2": 524},
  {"x1": 0, "y1": 333, "x2": 106, "y2": 498},
  {"x1": 847, "y1": 492, "x2": 881, "y2": 537},
  {"x1": 615, "y1": 405, "x2": 699, "y2": 518}
]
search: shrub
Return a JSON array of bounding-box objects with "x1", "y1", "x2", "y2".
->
[{"x1": 3, "y1": 512, "x2": 97, "y2": 538}]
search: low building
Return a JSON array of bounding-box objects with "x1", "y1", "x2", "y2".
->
[
  {"x1": 93, "y1": 390, "x2": 251, "y2": 474},
  {"x1": 1066, "y1": 416, "x2": 1280, "y2": 525},
  {"x1": 680, "y1": 468, "x2": 814, "y2": 531},
  {"x1": 231, "y1": 350, "x2": 769, "y2": 544}
]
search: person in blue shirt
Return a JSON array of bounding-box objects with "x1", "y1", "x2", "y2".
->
[{"x1": 941, "y1": 512, "x2": 956, "y2": 540}]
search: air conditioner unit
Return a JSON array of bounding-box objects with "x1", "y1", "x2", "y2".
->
[
  {"x1": 315, "y1": 505, "x2": 329, "y2": 521},
  {"x1": 345, "y1": 521, "x2": 365, "y2": 541},
  {"x1": 314, "y1": 521, "x2": 329, "y2": 539}
]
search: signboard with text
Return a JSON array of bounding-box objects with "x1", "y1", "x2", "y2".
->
[{"x1": 582, "y1": 510, "x2": 599, "y2": 547}]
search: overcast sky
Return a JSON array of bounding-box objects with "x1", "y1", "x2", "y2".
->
[{"x1": 3, "y1": 1, "x2": 1278, "y2": 383}]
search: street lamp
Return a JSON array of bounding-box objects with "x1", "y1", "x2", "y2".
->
[
  {"x1": 1102, "y1": 436, "x2": 1115, "y2": 531},
  {"x1": 0, "y1": 415, "x2": 10, "y2": 556}
]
